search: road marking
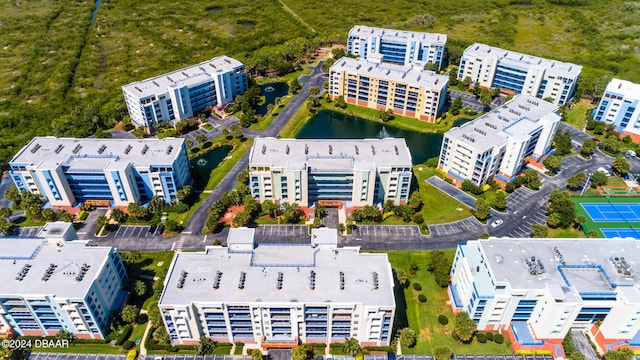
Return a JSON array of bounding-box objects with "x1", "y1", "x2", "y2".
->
[
  {"x1": 203, "y1": 235, "x2": 207, "y2": 243},
  {"x1": 171, "y1": 242, "x2": 176, "y2": 250}
]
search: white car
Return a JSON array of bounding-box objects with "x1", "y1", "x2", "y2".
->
[{"x1": 491, "y1": 219, "x2": 504, "y2": 228}]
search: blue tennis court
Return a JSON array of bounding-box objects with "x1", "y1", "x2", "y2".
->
[
  {"x1": 601, "y1": 228, "x2": 640, "y2": 239},
  {"x1": 582, "y1": 203, "x2": 640, "y2": 222}
]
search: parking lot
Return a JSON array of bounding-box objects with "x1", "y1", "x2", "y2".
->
[
  {"x1": 448, "y1": 89, "x2": 485, "y2": 113},
  {"x1": 351, "y1": 225, "x2": 421, "y2": 238},
  {"x1": 28, "y1": 355, "x2": 252, "y2": 360},
  {"x1": 452, "y1": 355, "x2": 553, "y2": 360},
  {"x1": 506, "y1": 187, "x2": 536, "y2": 214},
  {"x1": 559, "y1": 122, "x2": 592, "y2": 146},
  {"x1": 429, "y1": 217, "x2": 483, "y2": 237},
  {"x1": 111, "y1": 224, "x2": 163, "y2": 238},
  {"x1": 506, "y1": 210, "x2": 548, "y2": 238},
  {"x1": 255, "y1": 224, "x2": 310, "y2": 243}
]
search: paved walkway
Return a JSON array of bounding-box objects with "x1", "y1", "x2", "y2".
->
[
  {"x1": 426, "y1": 176, "x2": 476, "y2": 210},
  {"x1": 572, "y1": 330, "x2": 599, "y2": 360}
]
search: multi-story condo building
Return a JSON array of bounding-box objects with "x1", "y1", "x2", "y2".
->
[
  {"x1": 457, "y1": 43, "x2": 582, "y2": 105},
  {"x1": 248, "y1": 138, "x2": 413, "y2": 207},
  {"x1": 449, "y1": 237, "x2": 640, "y2": 357},
  {"x1": 347, "y1": 25, "x2": 447, "y2": 70},
  {"x1": 438, "y1": 95, "x2": 560, "y2": 186},
  {"x1": 9, "y1": 137, "x2": 192, "y2": 208},
  {"x1": 122, "y1": 56, "x2": 248, "y2": 128},
  {"x1": 329, "y1": 57, "x2": 448, "y2": 122},
  {"x1": 158, "y1": 228, "x2": 395, "y2": 349},
  {"x1": 594, "y1": 78, "x2": 640, "y2": 141},
  {"x1": 0, "y1": 222, "x2": 127, "y2": 339}
]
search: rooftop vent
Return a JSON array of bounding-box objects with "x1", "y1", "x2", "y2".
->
[
  {"x1": 72, "y1": 144, "x2": 83, "y2": 154},
  {"x1": 166, "y1": 145, "x2": 173, "y2": 155},
  {"x1": 262, "y1": 145, "x2": 266, "y2": 155},
  {"x1": 167, "y1": 76, "x2": 174, "y2": 82},
  {"x1": 610, "y1": 256, "x2": 633, "y2": 276},
  {"x1": 371, "y1": 145, "x2": 376, "y2": 155},
  {"x1": 386, "y1": 70, "x2": 391, "y2": 76},
  {"x1": 141, "y1": 145, "x2": 149, "y2": 155},
  {"x1": 135, "y1": 86, "x2": 142, "y2": 92},
  {"x1": 329, "y1": 145, "x2": 333, "y2": 155},
  {"x1": 354, "y1": 145, "x2": 359, "y2": 155},
  {"x1": 30, "y1": 143, "x2": 41, "y2": 153},
  {"x1": 124, "y1": 145, "x2": 132, "y2": 154},
  {"x1": 97, "y1": 145, "x2": 107, "y2": 154},
  {"x1": 417, "y1": 75, "x2": 421, "y2": 82},
  {"x1": 182, "y1": 71, "x2": 189, "y2": 77},
  {"x1": 177, "y1": 270, "x2": 188, "y2": 289},
  {"x1": 209, "y1": 63, "x2": 217, "y2": 69},
  {"x1": 394, "y1": 145, "x2": 399, "y2": 155},
  {"x1": 305, "y1": 145, "x2": 309, "y2": 155},
  {"x1": 199, "y1": 66, "x2": 206, "y2": 72},
  {"x1": 339, "y1": 271, "x2": 345, "y2": 290},
  {"x1": 524, "y1": 256, "x2": 545, "y2": 275},
  {"x1": 276, "y1": 272, "x2": 284, "y2": 290},
  {"x1": 41, "y1": 263, "x2": 57, "y2": 282},
  {"x1": 238, "y1": 271, "x2": 246, "y2": 290},
  {"x1": 213, "y1": 270, "x2": 223, "y2": 289},
  {"x1": 54, "y1": 144, "x2": 65, "y2": 154},
  {"x1": 372, "y1": 272, "x2": 379, "y2": 290},
  {"x1": 15, "y1": 264, "x2": 32, "y2": 281},
  {"x1": 152, "y1": 80, "x2": 160, "y2": 87},
  {"x1": 553, "y1": 246, "x2": 566, "y2": 265},
  {"x1": 285, "y1": 145, "x2": 289, "y2": 155},
  {"x1": 435, "y1": 79, "x2": 438, "y2": 85},
  {"x1": 310, "y1": 270, "x2": 316, "y2": 290}
]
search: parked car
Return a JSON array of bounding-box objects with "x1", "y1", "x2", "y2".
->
[{"x1": 491, "y1": 219, "x2": 504, "y2": 228}]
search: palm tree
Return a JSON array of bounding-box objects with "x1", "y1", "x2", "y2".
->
[
  {"x1": 95, "y1": 215, "x2": 108, "y2": 234},
  {"x1": 196, "y1": 134, "x2": 208, "y2": 143},
  {"x1": 222, "y1": 128, "x2": 230, "y2": 139},
  {"x1": 342, "y1": 338, "x2": 362, "y2": 356}
]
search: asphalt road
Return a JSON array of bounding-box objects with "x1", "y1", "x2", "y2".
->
[{"x1": 0, "y1": 174, "x2": 13, "y2": 208}]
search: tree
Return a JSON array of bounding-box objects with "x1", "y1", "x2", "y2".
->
[
  {"x1": 289, "y1": 78, "x2": 302, "y2": 95},
  {"x1": 474, "y1": 198, "x2": 490, "y2": 221},
  {"x1": 580, "y1": 138, "x2": 596, "y2": 156},
  {"x1": 396, "y1": 269, "x2": 409, "y2": 286},
  {"x1": 147, "y1": 301, "x2": 163, "y2": 328},
  {"x1": 462, "y1": 76, "x2": 472, "y2": 87},
  {"x1": 433, "y1": 346, "x2": 453, "y2": 360},
  {"x1": 604, "y1": 348, "x2": 635, "y2": 360},
  {"x1": 111, "y1": 208, "x2": 128, "y2": 223},
  {"x1": 55, "y1": 329, "x2": 74, "y2": 342},
  {"x1": 292, "y1": 344, "x2": 314, "y2": 360},
  {"x1": 574, "y1": 215, "x2": 586, "y2": 229},
  {"x1": 531, "y1": 224, "x2": 549, "y2": 238},
  {"x1": 127, "y1": 203, "x2": 149, "y2": 220},
  {"x1": 567, "y1": 172, "x2": 587, "y2": 190},
  {"x1": 120, "y1": 305, "x2": 138, "y2": 324},
  {"x1": 267, "y1": 103, "x2": 274, "y2": 113},
  {"x1": 133, "y1": 280, "x2": 147, "y2": 297},
  {"x1": 222, "y1": 128, "x2": 230, "y2": 139},
  {"x1": 591, "y1": 171, "x2": 608, "y2": 188},
  {"x1": 0, "y1": 219, "x2": 16, "y2": 236},
  {"x1": 251, "y1": 350, "x2": 264, "y2": 360},
  {"x1": 261, "y1": 200, "x2": 279, "y2": 219},
  {"x1": 547, "y1": 213, "x2": 562, "y2": 228},
  {"x1": 546, "y1": 189, "x2": 576, "y2": 228},
  {"x1": 196, "y1": 134, "x2": 208, "y2": 144},
  {"x1": 5, "y1": 185, "x2": 21, "y2": 205},
  {"x1": 553, "y1": 129, "x2": 572, "y2": 156},
  {"x1": 334, "y1": 95, "x2": 347, "y2": 109},
  {"x1": 281, "y1": 202, "x2": 302, "y2": 224},
  {"x1": 185, "y1": 139, "x2": 194, "y2": 149},
  {"x1": 450, "y1": 97, "x2": 463, "y2": 115},
  {"x1": 96, "y1": 215, "x2": 108, "y2": 233},
  {"x1": 121, "y1": 250, "x2": 141, "y2": 265},
  {"x1": 309, "y1": 86, "x2": 320, "y2": 97},
  {"x1": 56, "y1": 210, "x2": 73, "y2": 222},
  {"x1": 399, "y1": 327, "x2": 417, "y2": 348},
  {"x1": 342, "y1": 338, "x2": 362, "y2": 356},
  {"x1": 408, "y1": 192, "x2": 423, "y2": 211},
  {"x1": 600, "y1": 136, "x2": 620, "y2": 153},
  {"x1": 587, "y1": 230, "x2": 599, "y2": 238},
  {"x1": 453, "y1": 312, "x2": 477, "y2": 343},
  {"x1": 197, "y1": 336, "x2": 216, "y2": 355},
  {"x1": 543, "y1": 155, "x2": 563, "y2": 173},
  {"x1": 522, "y1": 169, "x2": 542, "y2": 190},
  {"x1": 0, "y1": 206, "x2": 11, "y2": 219},
  {"x1": 379, "y1": 109, "x2": 394, "y2": 122},
  {"x1": 176, "y1": 185, "x2": 193, "y2": 202},
  {"x1": 613, "y1": 155, "x2": 630, "y2": 175},
  {"x1": 493, "y1": 191, "x2": 507, "y2": 211}
]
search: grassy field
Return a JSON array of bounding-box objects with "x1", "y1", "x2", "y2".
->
[
  {"x1": 413, "y1": 167, "x2": 472, "y2": 224},
  {"x1": 564, "y1": 103, "x2": 592, "y2": 130},
  {"x1": 384, "y1": 250, "x2": 512, "y2": 354}
]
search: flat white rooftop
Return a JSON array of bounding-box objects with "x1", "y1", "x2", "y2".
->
[
  {"x1": 0, "y1": 238, "x2": 110, "y2": 299},
  {"x1": 604, "y1": 78, "x2": 640, "y2": 99},
  {"x1": 470, "y1": 238, "x2": 640, "y2": 298},
  {"x1": 463, "y1": 43, "x2": 582, "y2": 78},
  {"x1": 349, "y1": 25, "x2": 446, "y2": 44},
  {"x1": 249, "y1": 138, "x2": 412, "y2": 170},
  {"x1": 122, "y1": 56, "x2": 243, "y2": 99},
  {"x1": 445, "y1": 95, "x2": 558, "y2": 151},
  {"x1": 160, "y1": 244, "x2": 395, "y2": 307},
  {"x1": 10, "y1": 137, "x2": 185, "y2": 169},
  {"x1": 332, "y1": 57, "x2": 448, "y2": 91}
]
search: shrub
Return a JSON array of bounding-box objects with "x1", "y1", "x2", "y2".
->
[
  {"x1": 116, "y1": 324, "x2": 133, "y2": 345},
  {"x1": 122, "y1": 340, "x2": 135, "y2": 350},
  {"x1": 438, "y1": 314, "x2": 449, "y2": 325},
  {"x1": 486, "y1": 332, "x2": 494, "y2": 341},
  {"x1": 476, "y1": 333, "x2": 487, "y2": 343},
  {"x1": 77, "y1": 210, "x2": 88, "y2": 221},
  {"x1": 413, "y1": 283, "x2": 422, "y2": 291},
  {"x1": 418, "y1": 294, "x2": 427, "y2": 302},
  {"x1": 494, "y1": 333, "x2": 504, "y2": 344}
]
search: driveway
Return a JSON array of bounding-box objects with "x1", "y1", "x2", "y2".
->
[
  {"x1": 448, "y1": 89, "x2": 485, "y2": 113},
  {"x1": 426, "y1": 176, "x2": 476, "y2": 210},
  {"x1": 558, "y1": 122, "x2": 592, "y2": 146},
  {"x1": 0, "y1": 173, "x2": 14, "y2": 208},
  {"x1": 571, "y1": 331, "x2": 599, "y2": 360}
]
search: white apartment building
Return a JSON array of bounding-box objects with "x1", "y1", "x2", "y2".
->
[
  {"x1": 329, "y1": 57, "x2": 448, "y2": 122},
  {"x1": 458, "y1": 43, "x2": 582, "y2": 105},
  {"x1": 594, "y1": 78, "x2": 640, "y2": 140},
  {"x1": 347, "y1": 25, "x2": 447, "y2": 70},
  {"x1": 439, "y1": 95, "x2": 561, "y2": 186},
  {"x1": 0, "y1": 223, "x2": 127, "y2": 339},
  {"x1": 158, "y1": 228, "x2": 395, "y2": 349},
  {"x1": 449, "y1": 237, "x2": 640, "y2": 356},
  {"x1": 248, "y1": 138, "x2": 413, "y2": 207},
  {"x1": 122, "y1": 56, "x2": 248, "y2": 128}
]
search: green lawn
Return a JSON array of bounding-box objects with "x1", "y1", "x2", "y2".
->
[
  {"x1": 384, "y1": 250, "x2": 512, "y2": 355},
  {"x1": 413, "y1": 167, "x2": 472, "y2": 224},
  {"x1": 278, "y1": 102, "x2": 314, "y2": 138},
  {"x1": 548, "y1": 227, "x2": 585, "y2": 238},
  {"x1": 564, "y1": 104, "x2": 591, "y2": 130}
]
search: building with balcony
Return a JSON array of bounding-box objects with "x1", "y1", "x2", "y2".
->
[
  {"x1": 122, "y1": 56, "x2": 248, "y2": 128},
  {"x1": 593, "y1": 79, "x2": 640, "y2": 141},
  {"x1": 248, "y1": 138, "x2": 413, "y2": 207},
  {"x1": 449, "y1": 237, "x2": 640, "y2": 357},
  {"x1": 0, "y1": 222, "x2": 127, "y2": 339},
  {"x1": 347, "y1": 25, "x2": 446, "y2": 70},
  {"x1": 329, "y1": 57, "x2": 448, "y2": 122},
  {"x1": 158, "y1": 228, "x2": 395, "y2": 348},
  {"x1": 457, "y1": 43, "x2": 582, "y2": 105},
  {"x1": 9, "y1": 137, "x2": 191, "y2": 208},
  {"x1": 438, "y1": 95, "x2": 560, "y2": 186}
]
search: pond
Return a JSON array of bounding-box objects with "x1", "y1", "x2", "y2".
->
[
  {"x1": 258, "y1": 82, "x2": 289, "y2": 116},
  {"x1": 190, "y1": 145, "x2": 233, "y2": 189},
  {"x1": 296, "y1": 110, "x2": 471, "y2": 164}
]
